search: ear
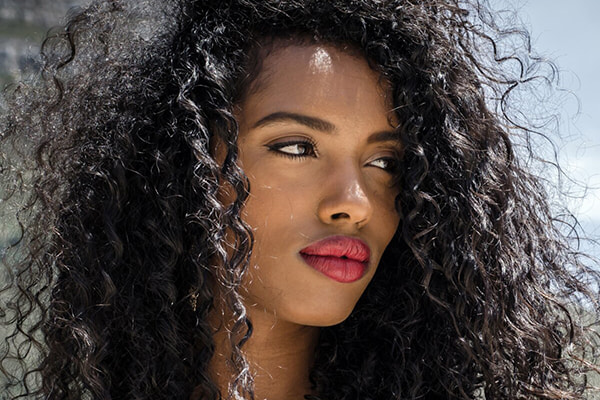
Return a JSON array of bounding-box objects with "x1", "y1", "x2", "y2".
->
[
  {"x1": 208, "y1": 106, "x2": 242, "y2": 167},
  {"x1": 209, "y1": 134, "x2": 227, "y2": 167}
]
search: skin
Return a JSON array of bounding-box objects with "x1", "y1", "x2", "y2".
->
[{"x1": 209, "y1": 44, "x2": 402, "y2": 399}]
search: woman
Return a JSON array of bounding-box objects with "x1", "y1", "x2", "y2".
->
[{"x1": 1, "y1": 0, "x2": 598, "y2": 399}]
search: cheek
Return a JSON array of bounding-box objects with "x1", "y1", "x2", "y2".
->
[
  {"x1": 371, "y1": 186, "x2": 401, "y2": 238},
  {"x1": 242, "y1": 166, "x2": 312, "y2": 227},
  {"x1": 388, "y1": 196, "x2": 401, "y2": 235},
  {"x1": 240, "y1": 180, "x2": 302, "y2": 265},
  {"x1": 242, "y1": 185, "x2": 296, "y2": 230}
]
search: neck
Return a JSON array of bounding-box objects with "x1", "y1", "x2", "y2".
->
[{"x1": 207, "y1": 304, "x2": 320, "y2": 400}]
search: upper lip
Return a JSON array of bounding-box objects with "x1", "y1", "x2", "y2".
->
[{"x1": 299, "y1": 236, "x2": 371, "y2": 263}]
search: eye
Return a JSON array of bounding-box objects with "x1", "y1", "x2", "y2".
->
[
  {"x1": 367, "y1": 156, "x2": 400, "y2": 173},
  {"x1": 266, "y1": 139, "x2": 317, "y2": 158}
]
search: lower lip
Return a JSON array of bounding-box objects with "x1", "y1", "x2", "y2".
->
[{"x1": 300, "y1": 254, "x2": 367, "y2": 283}]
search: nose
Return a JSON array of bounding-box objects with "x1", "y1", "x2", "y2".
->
[{"x1": 317, "y1": 165, "x2": 373, "y2": 229}]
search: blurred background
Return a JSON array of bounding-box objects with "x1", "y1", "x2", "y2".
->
[
  {"x1": 1, "y1": 0, "x2": 598, "y2": 259},
  {"x1": 0, "y1": 0, "x2": 87, "y2": 88}
]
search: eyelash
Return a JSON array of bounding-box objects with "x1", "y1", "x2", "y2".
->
[{"x1": 266, "y1": 139, "x2": 400, "y2": 173}]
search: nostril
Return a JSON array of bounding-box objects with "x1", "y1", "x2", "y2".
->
[{"x1": 331, "y1": 212, "x2": 350, "y2": 220}]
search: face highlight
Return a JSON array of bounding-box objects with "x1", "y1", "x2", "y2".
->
[
  {"x1": 308, "y1": 46, "x2": 334, "y2": 75},
  {"x1": 232, "y1": 44, "x2": 401, "y2": 327}
]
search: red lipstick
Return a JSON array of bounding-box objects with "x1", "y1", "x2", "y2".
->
[{"x1": 299, "y1": 236, "x2": 371, "y2": 283}]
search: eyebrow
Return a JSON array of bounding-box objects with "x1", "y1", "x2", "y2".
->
[
  {"x1": 252, "y1": 111, "x2": 336, "y2": 132},
  {"x1": 252, "y1": 111, "x2": 400, "y2": 145}
]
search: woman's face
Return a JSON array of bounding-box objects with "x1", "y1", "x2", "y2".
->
[{"x1": 234, "y1": 44, "x2": 401, "y2": 327}]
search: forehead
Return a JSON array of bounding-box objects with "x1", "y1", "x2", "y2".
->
[{"x1": 239, "y1": 44, "x2": 395, "y2": 125}]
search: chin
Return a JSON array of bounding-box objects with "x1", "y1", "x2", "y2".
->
[{"x1": 285, "y1": 305, "x2": 356, "y2": 327}]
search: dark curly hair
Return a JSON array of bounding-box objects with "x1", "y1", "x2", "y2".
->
[{"x1": 1, "y1": 0, "x2": 599, "y2": 399}]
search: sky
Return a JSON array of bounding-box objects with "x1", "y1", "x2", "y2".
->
[{"x1": 491, "y1": 0, "x2": 600, "y2": 257}]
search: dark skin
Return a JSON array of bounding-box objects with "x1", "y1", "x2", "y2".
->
[{"x1": 205, "y1": 44, "x2": 401, "y2": 399}]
